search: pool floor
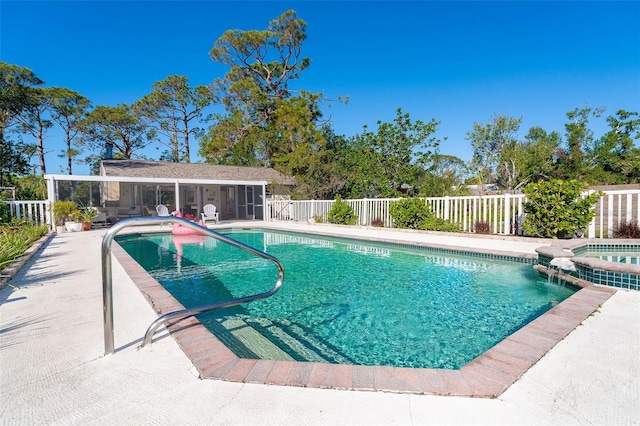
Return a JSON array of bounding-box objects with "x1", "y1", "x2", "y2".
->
[{"x1": 113, "y1": 242, "x2": 615, "y2": 397}]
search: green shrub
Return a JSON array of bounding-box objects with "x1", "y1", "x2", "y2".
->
[
  {"x1": 389, "y1": 198, "x2": 461, "y2": 232},
  {"x1": 521, "y1": 179, "x2": 603, "y2": 239},
  {"x1": 390, "y1": 198, "x2": 431, "y2": 229},
  {"x1": 327, "y1": 196, "x2": 357, "y2": 225},
  {"x1": 312, "y1": 214, "x2": 324, "y2": 223}
]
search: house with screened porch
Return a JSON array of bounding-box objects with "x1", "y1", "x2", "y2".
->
[{"x1": 45, "y1": 160, "x2": 296, "y2": 224}]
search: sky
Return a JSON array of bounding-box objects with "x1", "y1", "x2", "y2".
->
[{"x1": 2, "y1": 0, "x2": 639, "y2": 176}]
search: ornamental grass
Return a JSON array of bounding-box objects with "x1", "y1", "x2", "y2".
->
[{"x1": 0, "y1": 222, "x2": 48, "y2": 270}]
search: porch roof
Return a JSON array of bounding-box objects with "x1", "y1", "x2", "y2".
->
[
  {"x1": 101, "y1": 160, "x2": 296, "y2": 186},
  {"x1": 44, "y1": 173, "x2": 269, "y2": 186}
]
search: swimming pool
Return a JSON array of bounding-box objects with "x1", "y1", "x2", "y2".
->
[
  {"x1": 117, "y1": 229, "x2": 575, "y2": 370},
  {"x1": 582, "y1": 250, "x2": 640, "y2": 264}
]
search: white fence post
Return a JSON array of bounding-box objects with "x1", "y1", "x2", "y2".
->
[
  {"x1": 362, "y1": 198, "x2": 369, "y2": 226},
  {"x1": 607, "y1": 195, "x2": 614, "y2": 238},
  {"x1": 443, "y1": 196, "x2": 450, "y2": 221},
  {"x1": 504, "y1": 193, "x2": 511, "y2": 235}
]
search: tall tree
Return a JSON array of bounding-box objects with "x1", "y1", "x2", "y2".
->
[
  {"x1": 556, "y1": 106, "x2": 605, "y2": 181},
  {"x1": 337, "y1": 138, "x2": 384, "y2": 198},
  {"x1": 520, "y1": 126, "x2": 561, "y2": 185},
  {"x1": 587, "y1": 110, "x2": 640, "y2": 184},
  {"x1": 135, "y1": 75, "x2": 214, "y2": 163},
  {"x1": 0, "y1": 63, "x2": 42, "y2": 184},
  {"x1": 467, "y1": 114, "x2": 522, "y2": 190},
  {"x1": 14, "y1": 86, "x2": 54, "y2": 175},
  {"x1": 496, "y1": 128, "x2": 561, "y2": 193},
  {"x1": 274, "y1": 124, "x2": 346, "y2": 199},
  {"x1": 0, "y1": 62, "x2": 44, "y2": 148},
  {"x1": 49, "y1": 88, "x2": 91, "y2": 175},
  {"x1": 79, "y1": 104, "x2": 154, "y2": 160},
  {"x1": 340, "y1": 108, "x2": 441, "y2": 198},
  {"x1": 419, "y1": 154, "x2": 469, "y2": 197},
  {"x1": 201, "y1": 10, "x2": 344, "y2": 167}
]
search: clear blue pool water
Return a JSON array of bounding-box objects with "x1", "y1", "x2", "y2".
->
[
  {"x1": 117, "y1": 230, "x2": 575, "y2": 369},
  {"x1": 582, "y1": 250, "x2": 640, "y2": 265}
]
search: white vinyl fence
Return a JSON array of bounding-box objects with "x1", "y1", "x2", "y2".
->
[
  {"x1": 590, "y1": 189, "x2": 640, "y2": 238},
  {"x1": 4, "y1": 200, "x2": 50, "y2": 226},
  {"x1": 6, "y1": 189, "x2": 639, "y2": 238},
  {"x1": 425, "y1": 194, "x2": 526, "y2": 234},
  {"x1": 267, "y1": 189, "x2": 640, "y2": 238}
]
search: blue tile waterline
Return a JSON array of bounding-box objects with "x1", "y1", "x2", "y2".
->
[
  {"x1": 537, "y1": 241, "x2": 640, "y2": 291},
  {"x1": 116, "y1": 229, "x2": 576, "y2": 369}
]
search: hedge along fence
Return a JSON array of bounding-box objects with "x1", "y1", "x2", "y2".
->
[{"x1": 266, "y1": 189, "x2": 640, "y2": 238}]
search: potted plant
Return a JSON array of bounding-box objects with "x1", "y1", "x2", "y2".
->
[
  {"x1": 51, "y1": 200, "x2": 80, "y2": 233},
  {"x1": 78, "y1": 208, "x2": 98, "y2": 231},
  {"x1": 65, "y1": 210, "x2": 82, "y2": 232}
]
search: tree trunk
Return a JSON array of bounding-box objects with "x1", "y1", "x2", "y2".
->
[
  {"x1": 37, "y1": 127, "x2": 46, "y2": 175},
  {"x1": 183, "y1": 124, "x2": 190, "y2": 163}
]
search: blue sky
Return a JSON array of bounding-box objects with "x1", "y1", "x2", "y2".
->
[{"x1": 2, "y1": 1, "x2": 639, "y2": 175}]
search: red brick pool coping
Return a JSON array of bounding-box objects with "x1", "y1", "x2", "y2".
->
[{"x1": 113, "y1": 243, "x2": 615, "y2": 398}]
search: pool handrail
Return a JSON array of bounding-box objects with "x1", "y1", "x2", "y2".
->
[{"x1": 101, "y1": 216, "x2": 285, "y2": 355}]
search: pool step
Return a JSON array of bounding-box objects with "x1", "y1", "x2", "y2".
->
[
  {"x1": 238, "y1": 315, "x2": 354, "y2": 365},
  {"x1": 206, "y1": 313, "x2": 354, "y2": 364},
  {"x1": 205, "y1": 317, "x2": 294, "y2": 361}
]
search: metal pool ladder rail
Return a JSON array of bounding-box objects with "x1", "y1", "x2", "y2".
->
[{"x1": 101, "y1": 216, "x2": 284, "y2": 355}]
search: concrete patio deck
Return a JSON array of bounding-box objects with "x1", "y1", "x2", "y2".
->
[{"x1": 1, "y1": 222, "x2": 638, "y2": 425}]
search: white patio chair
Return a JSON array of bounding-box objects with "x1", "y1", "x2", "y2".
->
[
  {"x1": 201, "y1": 204, "x2": 219, "y2": 225},
  {"x1": 156, "y1": 204, "x2": 171, "y2": 226}
]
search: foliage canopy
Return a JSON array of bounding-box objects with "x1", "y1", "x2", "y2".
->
[
  {"x1": 201, "y1": 10, "x2": 337, "y2": 170},
  {"x1": 135, "y1": 75, "x2": 214, "y2": 163}
]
